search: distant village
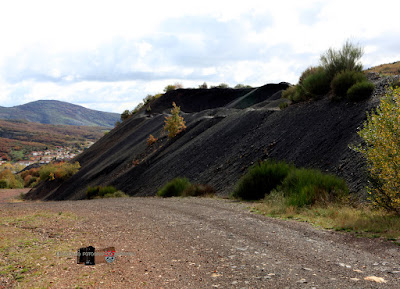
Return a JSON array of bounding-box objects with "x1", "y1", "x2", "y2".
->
[{"x1": 0, "y1": 142, "x2": 94, "y2": 169}]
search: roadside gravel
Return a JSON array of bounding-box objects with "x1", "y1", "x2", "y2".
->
[{"x1": 1, "y1": 196, "x2": 400, "y2": 288}]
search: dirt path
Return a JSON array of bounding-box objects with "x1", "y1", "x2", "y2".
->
[
  {"x1": 1, "y1": 197, "x2": 400, "y2": 288},
  {"x1": 0, "y1": 189, "x2": 30, "y2": 203}
]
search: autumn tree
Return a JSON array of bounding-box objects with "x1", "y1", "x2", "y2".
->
[
  {"x1": 355, "y1": 87, "x2": 400, "y2": 213},
  {"x1": 147, "y1": 134, "x2": 158, "y2": 146},
  {"x1": 164, "y1": 102, "x2": 186, "y2": 138}
]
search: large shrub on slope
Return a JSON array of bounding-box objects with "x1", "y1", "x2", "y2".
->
[
  {"x1": 330, "y1": 70, "x2": 367, "y2": 99},
  {"x1": 231, "y1": 160, "x2": 292, "y2": 200},
  {"x1": 279, "y1": 168, "x2": 349, "y2": 207}
]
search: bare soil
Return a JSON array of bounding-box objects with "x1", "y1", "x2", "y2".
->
[
  {"x1": 0, "y1": 189, "x2": 30, "y2": 203},
  {"x1": 1, "y1": 196, "x2": 400, "y2": 288}
]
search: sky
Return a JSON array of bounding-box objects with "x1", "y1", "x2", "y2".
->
[{"x1": 0, "y1": 0, "x2": 399, "y2": 113}]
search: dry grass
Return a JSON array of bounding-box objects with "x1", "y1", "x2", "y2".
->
[
  {"x1": 0, "y1": 210, "x2": 90, "y2": 288},
  {"x1": 251, "y1": 194, "x2": 400, "y2": 242},
  {"x1": 365, "y1": 61, "x2": 400, "y2": 76}
]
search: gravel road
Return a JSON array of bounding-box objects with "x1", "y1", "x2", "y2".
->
[{"x1": 2, "y1": 196, "x2": 400, "y2": 288}]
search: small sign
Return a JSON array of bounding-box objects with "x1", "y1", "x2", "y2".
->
[
  {"x1": 77, "y1": 246, "x2": 116, "y2": 265},
  {"x1": 77, "y1": 246, "x2": 95, "y2": 265}
]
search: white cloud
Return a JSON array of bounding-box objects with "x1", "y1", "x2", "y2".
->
[{"x1": 0, "y1": 0, "x2": 399, "y2": 113}]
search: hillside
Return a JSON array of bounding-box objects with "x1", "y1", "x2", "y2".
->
[
  {"x1": 0, "y1": 100, "x2": 119, "y2": 127},
  {"x1": 365, "y1": 61, "x2": 400, "y2": 75},
  {"x1": 26, "y1": 77, "x2": 393, "y2": 201},
  {"x1": 0, "y1": 119, "x2": 108, "y2": 161}
]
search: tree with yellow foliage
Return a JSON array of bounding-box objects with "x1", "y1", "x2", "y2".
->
[
  {"x1": 355, "y1": 87, "x2": 400, "y2": 213},
  {"x1": 164, "y1": 102, "x2": 186, "y2": 139}
]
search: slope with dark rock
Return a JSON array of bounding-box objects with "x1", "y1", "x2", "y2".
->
[
  {"x1": 0, "y1": 100, "x2": 119, "y2": 127},
  {"x1": 26, "y1": 78, "x2": 390, "y2": 201}
]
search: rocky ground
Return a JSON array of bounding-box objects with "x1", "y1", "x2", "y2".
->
[{"x1": 1, "y1": 191, "x2": 400, "y2": 288}]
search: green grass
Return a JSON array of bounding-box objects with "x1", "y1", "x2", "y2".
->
[
  {"x1": 231, "y1": 160, "x2": 293, "y2": 200},
  {"x1": 0, "y1": 211, "x2": 83, "y2": 287},
  {"x1": 279, "y1": 168, "x2": 348, "y2": 207},
  {"x1": 229, "y1": 160, "x2": 399, "y2": 241},
  {"x1": 252, "y1": 198, "x2": 400, "y2": 241},
  {"x1": 157, "y1": 178, "x2": 216, "y2": 198},
  {"x1": 86, "y1": 185, "x2": 128, "y2": 199},
  {"x1": 230, "y1": 160, "x2": 348, "y2": 204},
  {"x1": 157, "y1": 177, "x2": 191, "y2": 197},
  {"x1": 279, "y1": 102, "x2": 289, "y2": 109}
]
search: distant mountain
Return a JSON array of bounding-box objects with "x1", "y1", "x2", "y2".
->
[{"x1": 0, "y1": 100, "x2": 120, "y2": 127}]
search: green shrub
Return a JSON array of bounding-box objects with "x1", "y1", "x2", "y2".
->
[
  {"x1": 320, "y1": 40, "x2": 364, "y2": 81},
  {"x1": 231, "y1": 160, "x2": 293, "y2": 200},
  {"x1": 182, "y1": 184, "x2": 216, "y2": 197},
  {"x1": 331, "y1": 70, "x2": 367, "y2": 99},
  {"x1": 301, "y1": 67, "x2": 330, "y2": 98},
  {"x1": 234, "y1": 84, "x2": 252, "y2": 89},
  {"x1": 86, "y1": 186, "x2": 126, "y2": 199},
  {"x1": 199, "y1": 82, "x2": 208, "y2": 89},
  {"x1": 281, "y1": 85, "x2": 306, "y2": 103},
  {"x1": 121, "y1": 109, "x2": 131, "y2": 121},
  {"x1": 157, "y1": 177, "x2": 191, "y2": 197},
  {"x1": 279, "y1": 102, "x2": 288, "y2": 110},
  {"x1": 164, "y1": 83, "x2": 183, "y2": 93},
  {"x1": 86, "y1": 186, "x2": 98, "y2": 199},
  {"x1": 164, "y1": 85, "x2": 177, "y2": 93},
  {"x1": 103, "y1": 190, "x2": 129, "y2": 198},
  {"x1": 279, "y1": 168, "x2": 348, "y2": 207},
  {"x1": 282, "y1": 85, "x2": 297, "y2": 99},
  {"x1": 346, "y1": 81, "x2": 375, "y2": 101},
  {"x1": 0, "y1": 179, "x2": 9, "y2": 188},
  {"x1": 215, "y1": 83, "x2": 229, "y2": 89},
  {"x1": 299, "y1": 66, "x2": 320, "y2": 85},
  {"x1": 39, "y1": 162, "x2": 80, "y2": 181},
  {"x1": 286, "y1": 66, "x2": 330, "y2": 102},
  {"x1": 391, "y1": 79, "x2": 400, "y2": 89},
  {"x1": 0, "y1": 169, "x2": 24, "y2": 189},
  {"x1": 11, "y1": 175, "x2": 24, "y2": 189},
  {"x1": 27, "y1": 176, "x2": 38, "y2": 188},
  {"x1": 39, "y1": 166, "x2": 53, "y2": 181}
]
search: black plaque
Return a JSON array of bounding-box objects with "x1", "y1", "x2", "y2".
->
[{"x1": 77, "y1": 246, "x2": 95, "y2": 265}]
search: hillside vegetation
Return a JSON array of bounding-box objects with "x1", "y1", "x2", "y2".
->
[
  {"x1": 0, "y1": 100, "x2": 119, "y2": 127},
  {"x1": 0, "y1": 119, "x2": 108, "y2": 161},
  {"x1": 365, "y1": 61, "x2": 400, "y2": 75}
]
